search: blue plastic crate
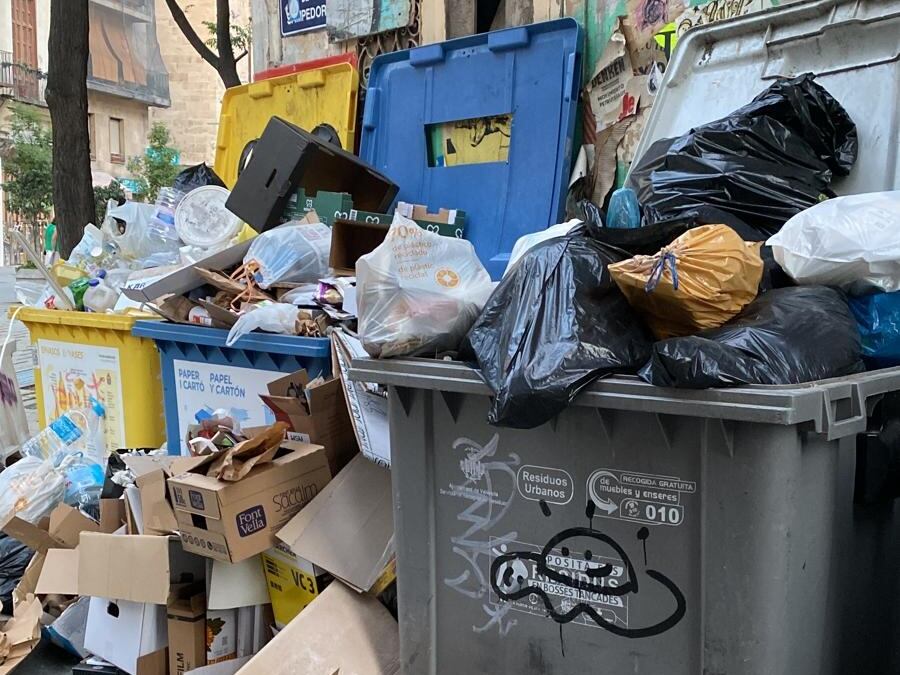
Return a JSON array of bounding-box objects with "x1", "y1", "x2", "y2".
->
[
  {"x1": 132, "y1": 321, "x2": 332, "y2": 455},
  {"x1": 361, "y1": 19, "x2": 583, "y2": 279}
]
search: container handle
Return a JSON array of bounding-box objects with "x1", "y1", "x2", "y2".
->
[{"x1": 821, "y1": 382, "x2": 867, "y2": 440}]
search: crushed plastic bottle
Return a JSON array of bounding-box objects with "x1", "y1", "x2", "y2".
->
[
  {"x1": 60, "y1": 453, "x2": 104, "y2": 520},
  {"x1": 83, "y1": 275, "x2": 119, "y2": 313}
]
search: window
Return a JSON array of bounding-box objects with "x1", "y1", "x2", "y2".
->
[
  {"x1": 88, "y1": 114, "x2": 96, "y2": 160},
  {"x1": 109, "y1": 117, "x2": 124, "y2": 163}
]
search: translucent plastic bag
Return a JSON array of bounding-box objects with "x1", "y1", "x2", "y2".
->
[
  {"x1": 226, "y1": 303, "x2": 299, "y2": 347},
  {"x1": 0, "y1": 456, "x2": 66, "y2": 524},
  {"x1": 767, "y1": 191, "x2": 900, "y2": 294},
  {"x1": 102, "y1": 200, "x2": 180, "y2": 265},
  {"x1": 244, "y1": 221, "x2": 331, "y2": 288},
  {"x1": 609, "y1": 224, "x2": 764, "y2": 339},
  {"x1": 357, "y1": 213, "x2": 493, "y2": 358}
]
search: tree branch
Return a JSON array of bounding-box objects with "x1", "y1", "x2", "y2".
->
[
  {"x1": 165, "y1": 0, "x2": 220, "y2": 70},
  {"x1": 235, "y1": 49, "x2": 248, "y2": 63}
]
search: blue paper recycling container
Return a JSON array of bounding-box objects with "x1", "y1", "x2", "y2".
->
[{"x1": 132, "y1": 321, "x2": 332, "y2": 455}]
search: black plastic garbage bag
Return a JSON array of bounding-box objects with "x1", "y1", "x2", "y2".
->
[
  {"x1": 173, "y1": 163, "x2": 226, "y2": 193},
  {"x1": 463, "y1": 231, "x2": 654, "y2": 429},
  {"x1": 628, "y1": 73, "x2": 857, "y2": 236},
  {"x1": 640, "y1": 286, "x2": 864, "y2": 389},
  {"x1": 0, "y1": 534, "x2": 33, "y2": 615}
]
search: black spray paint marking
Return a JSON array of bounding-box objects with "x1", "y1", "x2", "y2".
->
[
  {"x1": 443, "y1": 434, "x2": 521, "y2": 635},
  {"x1": 539, "y1": 499, "x2": 552, "y2": 518},
  {"x1": 637, "y1": 527, "x2": 650, "y2": 566},
  {"x1": 490, "y1": 518, "x2": 686, "y2": 638}
]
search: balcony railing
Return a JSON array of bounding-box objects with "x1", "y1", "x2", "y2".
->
[{"x1": 0, "y1": 52, "x2": 47, "y2": 106}]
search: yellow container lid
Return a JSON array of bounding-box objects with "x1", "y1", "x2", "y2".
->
[
  {"x1": 11, "y1": 306, "x2": 159, "y2": 331},
  {"x1": 214, "y1": 62, "x2": 360, "y2": 188}
]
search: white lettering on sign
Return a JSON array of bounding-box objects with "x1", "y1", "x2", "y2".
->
[{"x1": 587, "y1": 469, "x2": 696, "y2": 527}]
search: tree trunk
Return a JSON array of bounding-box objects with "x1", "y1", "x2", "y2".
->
[
  {"x1": 46, "y1": 0, "x2": 95, "y2": 259},
  {"x1": 165, "y1": 0, "x2": 242, "y2": 89}
]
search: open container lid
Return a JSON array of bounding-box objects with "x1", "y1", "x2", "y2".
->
[
  {"x1": 629, "y1": 0, "x2": 900, "y2": 194},
  {"x1": 360, "y1": 19, "x2": 583, "y2": 280}
]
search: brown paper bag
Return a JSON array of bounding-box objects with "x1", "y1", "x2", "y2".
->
[
  {"x1": 206, "y1": 422, "x2": 288, "y2": 482},
  {"x1": 609, "y1": 224, "x2": 763, "y2": 339}
]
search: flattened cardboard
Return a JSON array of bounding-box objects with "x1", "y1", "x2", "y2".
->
[
  {"x1": 121, "y1": 239, "x2": 253, "y2": 306},
  {"x1": 78, "y1": 533, "x2": 171, "y2": 605},
  {"x1": 277, "y1": 454, "x2": 393, "y2": 593},
  {"x1": 1, "y1": 503, "x2": 102, "y2": 554},
  {"x1": 234, "y1": 582, "x2": 399, "y2": 675},
  {"x1": 206, "y1": 558, "x2": 269, "y2": 611},
  {"x1": 331, "y1": 330, "x2": 391, "y2": 466},
  {"x1": 35, "y1": 547, "x2": 79, "y2": 595},
  {"x1": 49, "y1": 505, "x2": 103, "y2": 548},
  {"x1": 186, "y1": 657, "x2": 251, "y2": 675},
  {"x1": 169, "y1": 445, "x2": 331, "y2": 563}
]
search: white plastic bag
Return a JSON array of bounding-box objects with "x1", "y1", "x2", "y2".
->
[
  {"x1": 767, "y1": 191, "x2": 900, "y2": 293},
  {"x1": 357, "y1": 213, "x2": 493, "y2": 358},
  {"x1": 0, "y1": 456, "x2": 66, "y2": 524},
  {"x1": 244, "y1": 221, "x2": 331, "y2": 288},
  {"x1": 226, "y1": 303, "x2": 299, "y2": 347},
  {"x1": 103, "y1": 200, "x2": 180, "y2": 265},
  {"x1": 504, "y1": 219, "x2": 581, "y2": 276}
]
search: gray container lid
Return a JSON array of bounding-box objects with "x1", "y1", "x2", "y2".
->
[
  {"x1": 630, "y1": 0, "x2": 900, "y2": 194},
  {"x1": 351, "y1": 0, "x2": 900, "y2": 440}
]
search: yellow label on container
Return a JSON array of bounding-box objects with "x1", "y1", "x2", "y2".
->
[{"x1": 261, "y1": 547, "x2": 320, "y2": 628}]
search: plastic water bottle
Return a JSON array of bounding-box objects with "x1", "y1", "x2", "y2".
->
[
  {"x1": 83, "y1": 276, "x2": 118, "y2": 313},
  {"x1": 148, "y1": 188, "x2": 185, "y2": 247},
  {"x1": 607, "y1": 187, "x2": 641, "y2": 229},
  {"x1": 21, "y1": 398, "x2": 107, "y2": 463}
]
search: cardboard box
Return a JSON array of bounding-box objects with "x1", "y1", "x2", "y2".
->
[
  {"x1": 167, "y1": 584, "x2": 206, "y2": 675},
  {"x1": 233, "y1": 582, "x2": 399, "y2": 675},
  {"x1": 260, "y1": 543, "x2": 328, "y2": 629},
  {"x1": 259, "y1": 369, "x2": 358, "y2": 475},
  {"x1": 84, "y1": 597, "x2": 167, "y2": 675},
  {"x1": 277, "y1": 454, "x2": 393, "y2": 593},
  {"x1": 225, "y1": 117, "x2": 398, "y2": 232},
  {"x1": 122, "y1": 455, "x2": 211, "y2": 536},
  {"x1": 328, "y1": 218, "x2": 389, "y2": 276},
  {"x1": 205, "y1": 558, "x2": 269, "y2": 612},
  {"x1": 168, "y1": 445, "x2": 331, "y2": 563},
  {"x1": 1, "y1": 503, "x2": 105, "y2": 554}
]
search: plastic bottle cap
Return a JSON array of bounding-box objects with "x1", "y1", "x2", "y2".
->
[
  {"x1": 88, "y1": 279, "x2": 100, "y2": 287},
  {"x1": 96, "y1": 269, "x2": 107, "y2": 279}
]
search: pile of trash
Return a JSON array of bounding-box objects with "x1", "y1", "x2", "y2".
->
[
  {"x1": 351, "y1": 74, "x2": 900, "y2": 430},
  {"x1": 0, "y1": 393, "x2": 395, "y2": 675}
]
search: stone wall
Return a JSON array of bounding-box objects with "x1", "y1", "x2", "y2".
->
[
  {"x1": 151, "y1": 0, "x2": 252, "y2": 166},
  {"x1": 87, "y1": 90, "x2": 150, "y2": 178}
]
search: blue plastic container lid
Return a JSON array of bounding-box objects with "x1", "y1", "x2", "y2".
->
[{"x1": 361, "y1": 19, "x2": 583, "y2": 279}]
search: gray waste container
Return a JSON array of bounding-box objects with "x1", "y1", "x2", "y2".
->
[{"x1": 352, "y1": 2, "x2": 900, "y2": 672}]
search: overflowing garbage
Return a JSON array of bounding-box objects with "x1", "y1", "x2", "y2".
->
[{"x1": 1, "y1": 15, "x2": 899, "y2": 673}]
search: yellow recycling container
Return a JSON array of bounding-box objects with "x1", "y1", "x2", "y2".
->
[
  {"x1": 13, "y1": 307, "x2": 165, "y2": 451},
  {"x1": 214, "y1": 62, "x2": 360, "y2": 188}
]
